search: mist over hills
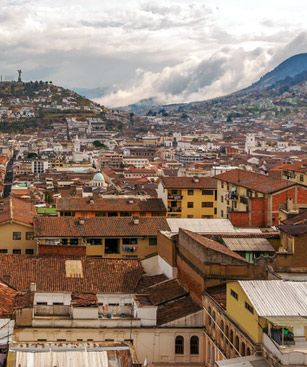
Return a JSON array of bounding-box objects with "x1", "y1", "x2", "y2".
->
[{"x1": 120, "y1": 53, "x2": 307, "y2": 115}]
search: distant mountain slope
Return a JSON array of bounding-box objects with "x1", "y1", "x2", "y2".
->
[{"x1": 248, "y1": 53, "x2": 307, "y2": 91}]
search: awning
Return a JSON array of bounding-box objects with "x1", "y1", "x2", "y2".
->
[{"x1": 266, "y1": 316, "x2": 307, "y2": 327}]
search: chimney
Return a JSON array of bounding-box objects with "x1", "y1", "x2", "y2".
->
[
  {"x1": 127, "y1": 199, "x2": 134, "y2": 204},
  {"x1": 193, "y1": 177, "x2": 199, "y2": 183},
  {"x1": 30, "y1": 282, "x2": 36, "y2": 292},
  {"x1": 132, "y1": 216, "x2": 140, "y2": 225},
  {"x1": 79, "y1": 219, "x2": 85, "y2": 225}
]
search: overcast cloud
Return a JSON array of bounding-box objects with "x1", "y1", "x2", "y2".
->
[{"x1": 1, "y1": 0, "x2": 307, "y2": 106}]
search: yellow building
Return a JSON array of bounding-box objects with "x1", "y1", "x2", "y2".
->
[
  {"x1": 278, "y1": 160, "x2": 307, "y2": 187},
  {"x1": 226, "y1": 280, "x2": 307, "y2": 348},
  {"x1": 157, "y1": 176, "x2": 217, "y2": 218},
  {"x1": 0, "y1": 197, "x2": 36, "y2": 255}
]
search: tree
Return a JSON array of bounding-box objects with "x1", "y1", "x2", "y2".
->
[{"x1": 93, "y1": 140, "x2": 107, "y2": 149}]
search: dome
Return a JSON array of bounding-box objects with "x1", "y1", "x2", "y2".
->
[{"x1": 93, "y1": 172, "x2": 105, "y2": 182}]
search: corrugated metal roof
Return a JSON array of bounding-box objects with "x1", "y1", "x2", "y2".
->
[
  {"x1": 223, "y1": 238, "x2": 274, "y2": 252},
  {"x1": 239, "y1": 280, "x2": 307, "y2": 317},
  {"x1": 166, "y1": 219, "x2": 235, "y2": 233}
]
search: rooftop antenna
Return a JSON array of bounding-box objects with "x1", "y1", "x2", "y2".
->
[{"x1": 17, "y1": 69, "x2": 22, "y2": 83}]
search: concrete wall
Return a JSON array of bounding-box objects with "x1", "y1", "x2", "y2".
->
[{"x1": 13, "y1": 327, "x2": 204, "y2": 366}]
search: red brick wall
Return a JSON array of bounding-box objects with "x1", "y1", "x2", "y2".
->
[
  {"x1": 297, "y1": 186, "x2": 307, "y2": 203},
  {"x1": 228, "y1": 212, "x2": 250, "y2": 227},
  {"x1": 250, "y1": 198, "x2": 266, "y2": 227},
  {"x1": 39, "y1": 245, "x2": 86, "y2": 256}
]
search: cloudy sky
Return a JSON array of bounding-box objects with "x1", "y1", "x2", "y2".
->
[{"x1": 1, "y1": 0, "x2": 307, "y2": 106}]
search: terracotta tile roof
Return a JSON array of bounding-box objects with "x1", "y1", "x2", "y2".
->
[
  {"x1": 148, "y1": 279, "x2": 188, "y2": 306},
  {"x1": 161, "y1": 176, "x2": 217, "y2": 189},
  {"x1": 56, "y1": 197, "x2": 166, "y2": 213},
  {"x1": 0, "y1": 280, "x2": 17, "y2": 316},
  {"x1": 0, "y1": 197, "x2": 36, "y2": 225},
  {"x1": 157, "y1": 295, "x2": 201, "y2": 325},
  {"x1": 135, "y1": 274, "x2": 168, "y2": 293},
  {"x1": 180, "y1": 229, "x2": 247, "y2": 262},
  {"x1": 13, "y1": 291, "x2": 35, "y2": 309},
  {"x1": 34, "y1": 216, "x2": 170, "y2": 237},
  {"x1": 278, "y1": 224, "x2": 307, "y2": 236},
  {"x1": 215, "y1": 169, "x2": 295, "y2": 194},
  {"x1": 0, "y1": 255, "x2": 143, "y2": 293},
  {"x1": 282, "y1": 210, "x2": 307, "y2": 225}
]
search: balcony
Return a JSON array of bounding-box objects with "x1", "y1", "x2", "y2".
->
[
  {"x1": 33, "y1": 317, "x2": 141, "y2": 328},
  {"x1": 168, "y1": 207, "x2": 182, "y2": 213},
  {"x1": 240, "y1": 196, "x2": 249, "y2": 205},
  {"x1": 168, "y1": 195, "x2": 183, "y2": 201},
  {"x1": 263, "y1": 331, "x2": 307, "y2": 366}
]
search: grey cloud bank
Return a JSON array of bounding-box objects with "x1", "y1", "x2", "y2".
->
[{"x1": 1, "y1": 0, "x2": 307, "y2": 107}]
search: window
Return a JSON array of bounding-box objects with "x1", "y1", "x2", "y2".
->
[
  {"x1": 241, "y1": 342, "x2": 246, "y2": 356},
  {"x1": 230, "y1": 330, "x2": 234, "y2": 345},
  {"x1": 208, "y1": 306, "x2": 212, "y2": 326},
  {"x1": 220, "y1": 320, "x2": 225, "y2": 339},
  {"x1": 300, "y1": 175, "x2": 304, "y2": 182},
  {"x1": 0, "y1": 249, "x2": 8, "y2": 254},
  {"x1": 235, "y1": 336, "x2": 239, "y2": 351},
  {"x1": 202, "y1": 189, "x2": 213, "y2": 195},
  {"x1": 221, "y1": 210, "x2": 224, "y2": 218},
  {"x1": 62, "y1": 238, "x2": 68, "y2": 245},
  {"x1": 230, "y1": 289, "x2": 238, "y2": 300},
  {"x1": 120, "y1": 212, "x2": 130, "y2": 217},
  {"x1": 190, "y1": 336, "x2": 199, "y2": 355},
  {"x1": 149, "y1": 237, "x2": 157, "y2": 246},
  {"x1": 187, "y1": 215, "x2": 194, "y2": 218},
  {"x1": 26, "y1": 232, "x2": 34, "y2": 240},
  {"x1": 221, "y1": 196, "x2": 224, "y2": 203},
  {"x1": 214, "y1": 208, "x2": 217, "y2": 215},
  {"x1": 13, "y1": 249, "x2": 21, "y2": 254},
  {"x1": 187, "y1": 189, "x2": 194, "y2": 195},
  {"x1": 175, "y1": 335, "x2": 184, "y2": 354},
  {"x1": 53, "y1": 302, "x2": 64, "y2": 305},
  {"x1": 12, "y1": 232, "x2": 21, "y2": 240},
  {"x1": 225, "y1": 325, "x2": 229, "y2": 344},
  {"x1": 107, "y1": 211, "x2": 117, "y2": 217},
  {"x1": 245, "y1": 302, "x2": 254, "y2": 314},
  {"x1": 25, "y1": 249, "x2": 34, "y2": 255},
  {"x1": 87, "y1": 238, "x2": 102, "y2": 245},
  {"x1": 123, "y1": 238, "x2": 138, "y2": 245},
  {"x1": 36, "y1": 302, "x2": 47, "y2": 305},
  {"x1": 70, "y1": 238, "x2": 78, "y2": 246},
  {"x1": 96, "y1": 212, "x2": 106, "y2": 217},
  {"x1": 187, "y1": 202, "x2": 194, "y2": 208},
  {"x1": 105, "y1": 238, "x2": 120, "y2": 254},
  {"x1": 246, "y1": 347, "x2": 251, "y2": 356},
  {"x1": 212, "y1": 311, "x2": 216, "y2": 329},
  {"x1": 202, "y1": 202, "x2": 213, "y2": 207}
]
